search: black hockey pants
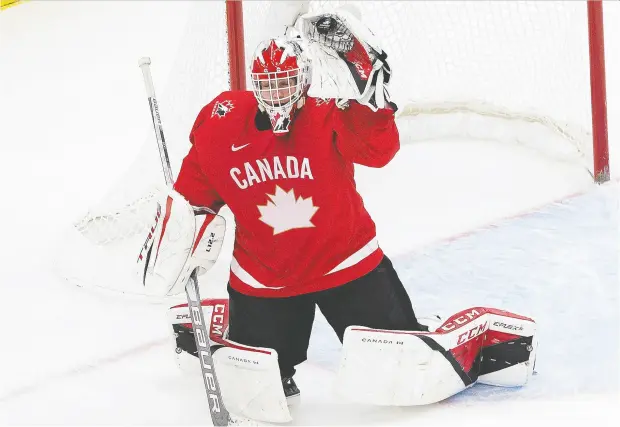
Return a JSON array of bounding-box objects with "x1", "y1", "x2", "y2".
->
[{"x1": 227, "y1": 255, "x2": 425, "y2": 378}]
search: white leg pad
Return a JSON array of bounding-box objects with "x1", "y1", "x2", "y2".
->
[
  {"x1": 335, "y1": 307, "x2": 537, "y2": 406},
  {"x1": 335, "y1": 327, "x2": 467, "y2": 406},
  {"x1": 213, "y1": 343, "x2": 292, "y2": 423}
]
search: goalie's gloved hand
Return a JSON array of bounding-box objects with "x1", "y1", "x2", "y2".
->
[{"x1": 295, "y1": 7, "x2": 396, "y2": 112}]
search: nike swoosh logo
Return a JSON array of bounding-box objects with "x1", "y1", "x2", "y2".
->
[{"x1": 231, "y1": 143, "x2": 250, "y2": 152}]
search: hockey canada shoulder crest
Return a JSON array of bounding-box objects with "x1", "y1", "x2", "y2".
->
[{"x1": 211, "y1": 100, "x2": 234, "y2": 118}]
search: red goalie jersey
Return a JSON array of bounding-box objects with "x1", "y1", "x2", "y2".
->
[{"x1": 174, "y1": 91, "x2": 400, "y2": 298}]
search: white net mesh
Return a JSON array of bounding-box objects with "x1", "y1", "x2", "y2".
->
[
  {"x1": 70, "y1": 0, "x2": 298, "y2": 246},
  {"x1": 55, "y1": 0, "x2": 599, "y2": 299},
  {"x1": 308, "y1": 0, "x2": 594, "y2": 170}
]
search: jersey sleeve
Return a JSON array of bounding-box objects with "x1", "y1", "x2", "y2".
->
[
  {"x1": 332, "y1": 101, "x2": 400, "y2": 167},
  {"x1": 174, "y1": 144, "x2": 225, "y2": 213},
  {"x1": 173, "y1": 103, "x2": 225, "y2": 213},
  {"x1": 174, "y1": 90, "x2": 255, "y2": 212}
]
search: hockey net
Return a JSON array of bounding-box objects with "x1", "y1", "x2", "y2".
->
[{"x1": 54, "y1": 0, "x2": 610, "y2": 300}]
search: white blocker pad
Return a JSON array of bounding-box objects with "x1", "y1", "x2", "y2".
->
[
  {"x1": 336, "y1": 307, "x2": 537, "y2": 406},
  {"x1": 212, "y1": 342, "x2": 291, "y2": 423}
]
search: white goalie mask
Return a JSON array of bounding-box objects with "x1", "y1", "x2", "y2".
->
[{"x1": 250, "y1": 37, "x2": 311, "y2": 134}]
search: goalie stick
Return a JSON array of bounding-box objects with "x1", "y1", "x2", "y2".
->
[{"x1": 138, "y1": 57, "x2": 231, "y2": 427}]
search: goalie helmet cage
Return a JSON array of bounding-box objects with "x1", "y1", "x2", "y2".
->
[{"x1": 54, "y1": 0, "x2": 611, "y2": 301}]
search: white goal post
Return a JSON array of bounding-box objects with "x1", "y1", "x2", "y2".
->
[{"x1": 54, "y1": 0, "x2": 611, "y2": 299}]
